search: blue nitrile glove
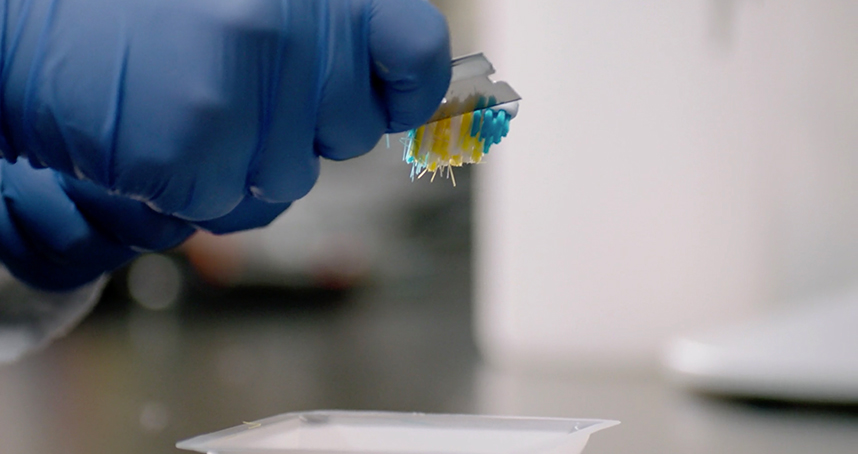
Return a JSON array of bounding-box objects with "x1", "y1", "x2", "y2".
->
[
  {"x1": 0, "y1": 159, "x2": 195, "y2": 290},
  {"x1": 0, "y1": 0, "x2": 451, "y2": 291}
]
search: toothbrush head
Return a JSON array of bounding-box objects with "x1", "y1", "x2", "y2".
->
[{"x1": 400, "y1": 54, "x2": 520, "y2": 185}]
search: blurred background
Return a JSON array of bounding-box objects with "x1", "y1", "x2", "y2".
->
[{"x1": 3, "y1": 1, "x2": 858, "y2": 453}]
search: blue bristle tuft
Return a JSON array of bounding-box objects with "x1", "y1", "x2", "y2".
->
[
  {"x1": 471, "y1": 110, "x2": 483, "y2": 137},
  {"x1": 479, "y1": 110, "x2": 493, "y2": 142}
]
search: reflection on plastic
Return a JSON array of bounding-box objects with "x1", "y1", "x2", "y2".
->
[
  {"x1": 0, "y1": 268, "x2": 106, "y2": 363},
  {"x1": 177, "y1": 410, "x2": 619, "y2": 454}
]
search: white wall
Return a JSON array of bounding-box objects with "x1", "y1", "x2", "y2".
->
[{"x1": 473, "y1": 1, "x2": 858, "y2": 369}]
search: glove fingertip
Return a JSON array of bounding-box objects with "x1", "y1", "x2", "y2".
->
[{"x1": 369, "y1": 0, "x2": 452, "y2": 132}]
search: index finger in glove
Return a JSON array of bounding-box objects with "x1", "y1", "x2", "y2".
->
[
  {"x1": 305, "y1": 0, "x2": 451, "y2": 163},
  {"x1": 369, "y1": 0, "x2": 451, "y2": 133}
]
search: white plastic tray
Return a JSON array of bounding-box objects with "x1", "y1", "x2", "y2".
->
[{"x1": 177, "y1": 411, "x2": 618, "y2": 454}]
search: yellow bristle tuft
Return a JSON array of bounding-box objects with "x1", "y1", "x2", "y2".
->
[
  {"x1": 459, "y1": 111, "x2": 474, "y2": 149},
  {"x1": 471, "y1": 149, "x2": 483, "y2": 163},
  {"x1": 431, "y1": 117, "x2": 452, "y2": 161}
]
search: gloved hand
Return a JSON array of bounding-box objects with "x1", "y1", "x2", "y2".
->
[{"x1": 0, "y1": 0, "x2": 451, "y2": 291}]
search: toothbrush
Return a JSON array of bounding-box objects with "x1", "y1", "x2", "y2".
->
[{"x1": 400, "y1": 53, "x2": 520, "y2": 185}]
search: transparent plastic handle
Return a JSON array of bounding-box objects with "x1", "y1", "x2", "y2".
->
[
  {"x1": 0, "y1": 267, "x2": 107, "y2": 363},
  {"x1": 426, "y1": 53, "x2": 521, "y2": 123}
]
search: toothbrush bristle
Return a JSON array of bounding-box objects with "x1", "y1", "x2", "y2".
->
[{"x1": 401, "y1": 106, "x2": 512, "y2": 183}]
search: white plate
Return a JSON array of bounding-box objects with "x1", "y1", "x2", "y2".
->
[{"x1": 176, "y1": 410, "x2": 618, "y2": 454}]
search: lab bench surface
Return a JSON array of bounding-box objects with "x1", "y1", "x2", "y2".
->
[{"x1": 2, "y1": 248, "x2": 858, "y2": 454}]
